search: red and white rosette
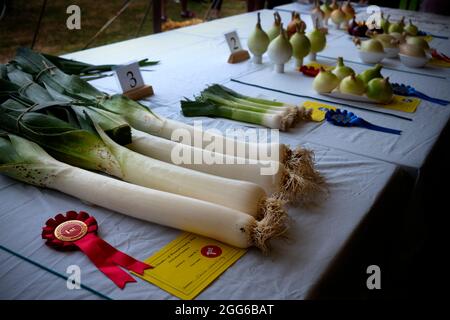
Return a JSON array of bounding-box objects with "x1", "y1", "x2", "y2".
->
[{"x1": 42, "y1": 211, "x2": 152, "y2": 289}]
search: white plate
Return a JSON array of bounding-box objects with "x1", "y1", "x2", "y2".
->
[{"x1": 321, "y1": 90, "x2": 391, "y2": 105}]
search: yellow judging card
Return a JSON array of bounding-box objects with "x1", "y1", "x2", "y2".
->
[
  {"x1": 303, "y1": 101, "x2": 336, "y2": 121},
  {"x1": 303, "y1": 95, "x2": 420, "y2": 121},
  {"x1": 134, "y1": 232, "x2": 246, "y2": 300},
  {"x1": 387, "y1": 95, "x2": 420, "y2": 113}
]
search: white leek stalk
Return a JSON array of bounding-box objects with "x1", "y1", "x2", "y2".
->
[{"x1": 0, "y1": 134, "x2": 287, "y2": 251}]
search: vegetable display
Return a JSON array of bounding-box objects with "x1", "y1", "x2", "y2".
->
[
  {"x1": 248, "y1": 13, "x2": 270, "y2": 64},
  {"x1": 267, "y1": 24, "x2": 293, "y2": 73},
  {"x1": 0, "y1": 133, "x2": 287, "y2": 251},
  {"x1": 312, "y1": 60, "x2": 393, "y2": 104},
  {"x1": 0, "y1": 49, "x2": 325, "y2": 241}
]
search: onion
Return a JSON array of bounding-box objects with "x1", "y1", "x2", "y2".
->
[
  {"x1": 359, "y1": 38, "x2": 384, "y2": 53},
  {"x1": 290, "y1": 23, "x2": 311, "y2": 67},
  {"x1": 406, "y1": 36, "x2": 430, "y2": 51},
  {"x1": 307, "y1": 18, "x2": 326, "y2": 60},
  {"x1": 339, "y1": 74, "x2": 366, "y2": 96},
  {"x1": 330, "y1": 5, "x2": 346, "y2": 29},
  {"x1": 287, "y1": 11, "x2": 305, "y2": 38},
  {"x1": 404, "y1": 19, "x2": 418, "y2": 36},
  {"x1": 342, "y1": 0, "x2": 355, "y2": 21},
  {"x1": 400, "y1": 43, "x2": 426, "y2": 57},
  {"x1": 311, "y1": 0, "x2": 325, "y2": 21},
  {"x1": 330, "y1": 0, "x2": 338, "y2": 11},
  {"x1": 267, "y1": 12, "x2": 283, "y2": 41},
  {"x1": 268, "y1": 24, "x2": 293, "y2": 73},
  {"x1": 313, "y1": 67, "x2": 339, "y2": 93},
  {"x1": 380, "y1": 13, "x2": 390, "y2": 33},
  {"x1": 356, "y1": 64, "x2": 383, "y2": 84},
  {"x1": 374, "y1": 33, "x2": 399, "y2": 49},
  {"x1": 388, "y1": 17, "x2": 405, "y2": 34},
  {"x1": 248, "y1": 12, "x2": 270, "y2": 64},
  {"x1": 332, "y1": 57, "x2": 355, "y2": 80},
  {"x1": 366, "y1": 77, "x2": 393, "y2": 104},
  {"x1": 320, "y1": 1, "x2": 332, "y2": 25}
]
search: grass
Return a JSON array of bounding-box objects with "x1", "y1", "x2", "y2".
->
[{"x1": 0, "y1": 0, "x2": 247, "y2": 63}]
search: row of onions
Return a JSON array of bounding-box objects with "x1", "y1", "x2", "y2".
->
[
  {"x1": 0, "y1": 48, "x2": 325, "y2": 252},
  {"x1": 247, "y1": 12, "x2": 327, "y2": 72}
]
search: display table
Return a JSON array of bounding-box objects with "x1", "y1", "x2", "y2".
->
[
  {"x1": 0, "y1": 142, "x2": 399, "y2": 299},
  {"x1": 1, "y1": 6, "x2": 448, "y2": 299}
]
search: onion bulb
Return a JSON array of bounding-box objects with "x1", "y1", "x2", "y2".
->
[
  {"x1": 268, "y1": 24, "x2": 293, "y2": 73},
  {"x1": 388, "y1": 17, "x2": 405, "y2": 34},
  {"x1": 339, "y1": 74, "x2": 366, "y2": 96},
  {"x1": 359, "y1": 38, "x2": 384, "y2": 53},
  {"x1": 374, "y1": 33, "x2": 399, "y2": 49},
  {"x1": 330, "y1": 0, "x2": 338, "y2": 11},
  {"x1": 356, "y1": 63, "x2": 383, "y2": 84},
  {"x1": 287, "y1": 11, "x2": 306, "y2": 38},
  {"x1": 313, "y1": 67, "x2": 339, "y2": 93},
  {"x1": 290, "y1": 23, "x2": 311, "y2": 67},
  {"x1": 406, "y1": 36, "x2": 430, "y2": 51},
  {"x1": 400, "y1": 43, "x2": 426, "y2": 57},
  {"x1": 320, "y1": 1, "x2": 332, "y2": 25},
  {"x1": 311, "y1": 0, "x2": 325, "y2": 21},
  {"x1": 268, "y1": 12, "x2": 283, "y2": 41},
  {"x1": 248, "y1": 12, "x2": 270, "y2": 64},
  {"x1": 342, "y1": 0, "x2": 355, "y2": 21},
  {"x1": 366, "y1": 77, "x2": 393, "y2": 104},
  {"x1": 404, "y1": 19, "x2": 418, "y2": 36},
  {"x1": 380, "y1": 13, "x2": 391, "y2": 33},
  {"x1": 307, "y1": 18, "x2": 326, "y2": 60},
  {"x1": 332, "y1": 57, "x2": 355, "y2": 80},
  {"x1": 330, "y1": 5, "x2": 346, "y2": 29}
]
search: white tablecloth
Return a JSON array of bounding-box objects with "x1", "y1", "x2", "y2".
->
[
  {"x1": 1, "y1": 6, "x2": 447, "y2": 299},
  {"x1": 0, "y1": 142, "x2": 397, "y2": 299}
]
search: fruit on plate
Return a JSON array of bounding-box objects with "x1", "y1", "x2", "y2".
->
[
  {"x1": 366, "y1": 77, "x2": 393, "y2": 103},
  {"x1": 356, "y1": 64, "x2": 383, "y2": 84},
  {"x1": 339, "y1": 74, "x2": 366, "y2": 96},
  {"x1": 332, "y1": 56, "x2": 355, "y2": 80},
  {"x1": 313, "y1": 67, "x2": 339, "y2": 93}
]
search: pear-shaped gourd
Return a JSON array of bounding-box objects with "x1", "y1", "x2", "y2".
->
[
  {"x1": 339, "y1": 74, "x2": 366, "y2": 96},
  {"x1": 320, "y1": 1, "x2": 332, "y2": 26},
  {"x1": 290, "y1": 23, "x2": 311, "y2": 68},
  {"x1": 307, "y1": 18, "x2": 326, "y2": 61},
  {"x1": 287, "y1": 11, "x2": 306, "y2": 38},
  {"x1": 380, "y1": 13, "x2": 391, "y2": 33},
  {"x1": 356, "y1": 64, "x2": 383, "y2": 84},
  {"x1": 313, "y1": 67, "x2": 339, "y2": 93},
  {"x1": 404, "y1": 19, "x2": 418, "y2": 36},
  {"x1": 388, "y1": 17, "x2": 405, "y2": 34},
  {"x1": 268, "y1": 12, "x2": 283, "y2": 41},
  {"x1": 248, "y1": 12, "x2": 270, "y2": 64},
  {"x1": 332, "y1": 57, "x2": 355, "y2": 80},
  {"x1": 268, "y1": 24, "x2": 293, "y2": 73},
  {"x1": 366, "y1": 77, "x2": 393, "y2": 104},
  {"x1": 330, "y1": 5, "x2": 346, "y2": 29}
]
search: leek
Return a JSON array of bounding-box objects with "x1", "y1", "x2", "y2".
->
[
  {"x1": 0, "y1": 134, "x2": 287, "y2": 251},
  {"x1": 8, "y1": 49, "x2": 325, "y2": 203},
  {"x1": 0, "y1": 94, "x2": 281, "y2": 216},
  {"x1": 42, "y1": 53, "x2": 159, "y2": 78}
]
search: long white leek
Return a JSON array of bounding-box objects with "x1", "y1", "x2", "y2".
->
[{"x1": 0, "y1": 134, "x2": 287, "y2": 251}]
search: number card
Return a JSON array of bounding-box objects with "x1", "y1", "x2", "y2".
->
[
  {"x1": 115, "y1": 62, "x2": 145, "y2": 93},
  {"x1": 224, "y1": 31, "x2": 243, "y2": 53}
]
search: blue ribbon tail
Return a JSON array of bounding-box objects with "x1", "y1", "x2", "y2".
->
[
  {"x1": 413, "y1": 91, "x2": 450, "y2": 106},
  {"x1": 360, "y1": 122, "x2": 402, "y2": 135}
]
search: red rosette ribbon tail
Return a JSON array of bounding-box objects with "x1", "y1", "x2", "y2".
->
[{"x1": 42, "y1": 211, "x2": 152, "y2": 289}]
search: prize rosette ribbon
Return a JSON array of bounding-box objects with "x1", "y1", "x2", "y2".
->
[{"x1": 42, "y1": 211, "x2": 152, "y2": 289}]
